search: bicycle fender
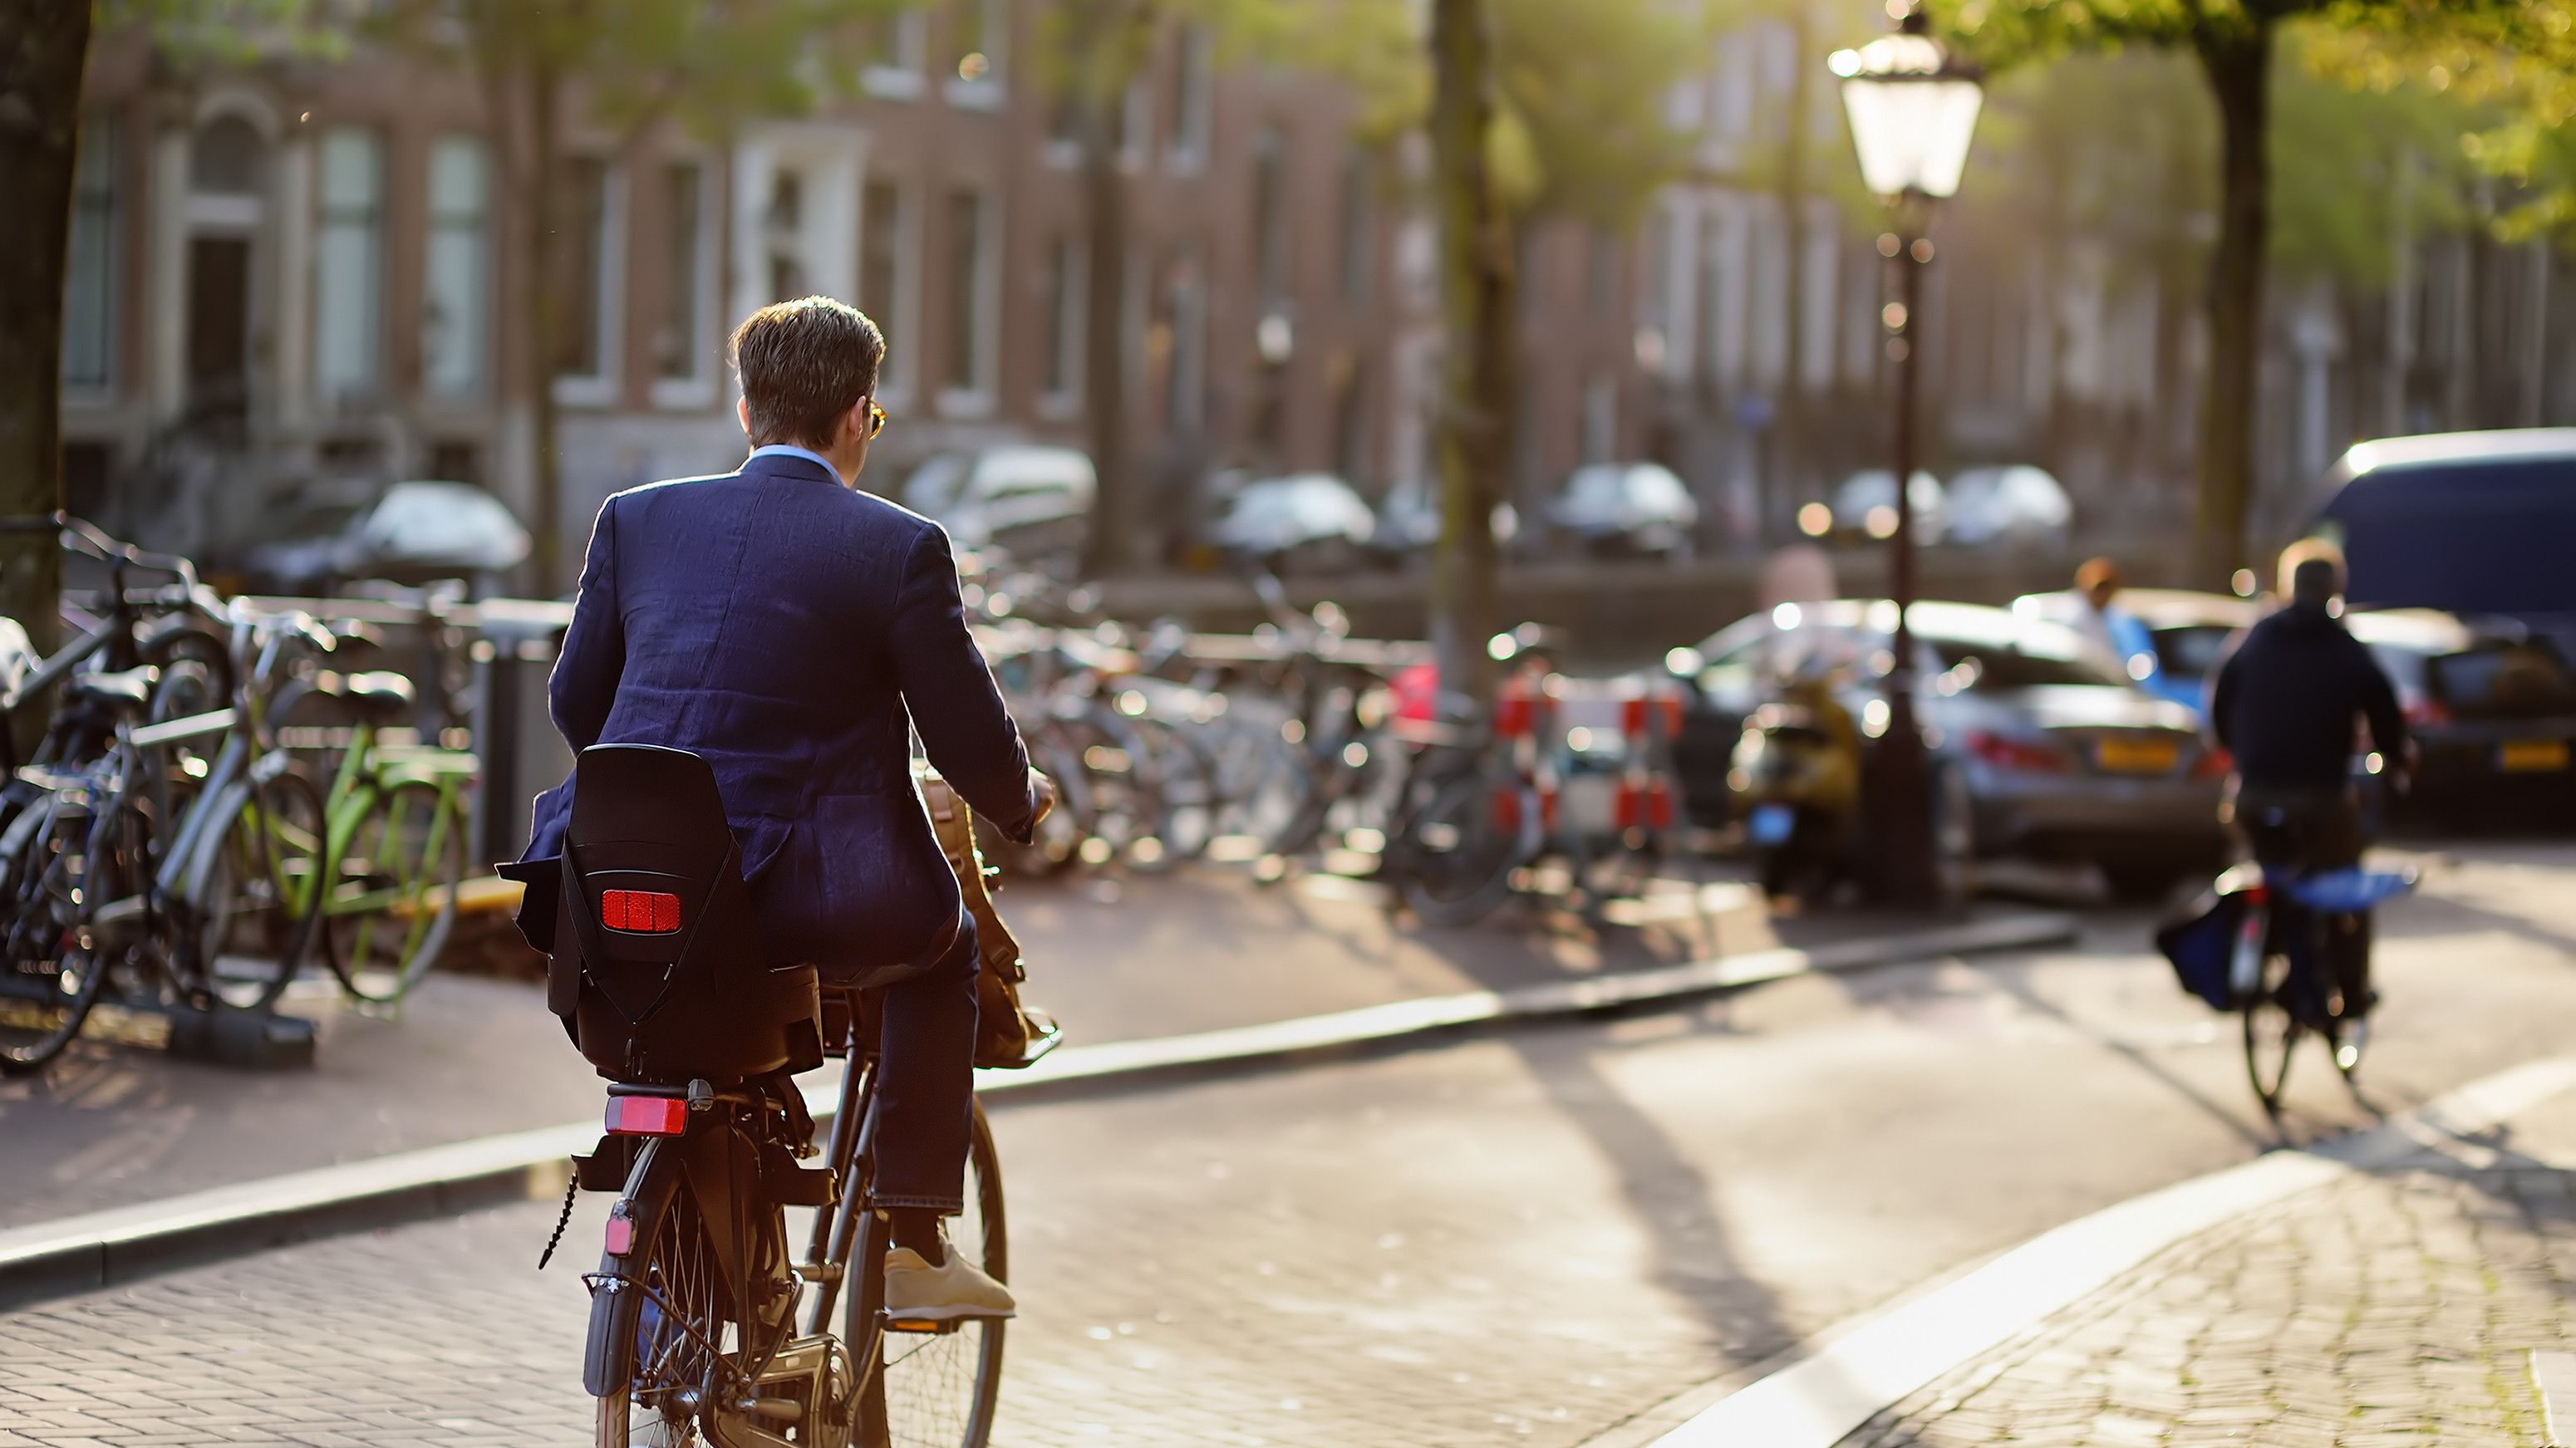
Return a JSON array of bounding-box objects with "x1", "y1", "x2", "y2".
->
[
  {"x1": 583, "y1": 1136, "x2": 682, "y2": 1400},
  {"x1": 163, "y1": 776, "x2": 253, "y2": 904}
]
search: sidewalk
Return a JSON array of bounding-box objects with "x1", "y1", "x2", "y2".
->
[
  {"x1": 1834, "y1": 1096, "x2": 2576, "y2": 1448},
  {"x1": 0, "y1": 861, "x2": 1963, "y2": 1230}
]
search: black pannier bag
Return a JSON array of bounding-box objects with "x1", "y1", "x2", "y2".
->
[{"x1": 521, "y1": 744, "x2": 823, "y2": 1083}]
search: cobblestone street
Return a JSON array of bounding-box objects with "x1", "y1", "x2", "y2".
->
[{"x1": 1840, "y1": 1156, "x2": 2576, "y2": 1448}]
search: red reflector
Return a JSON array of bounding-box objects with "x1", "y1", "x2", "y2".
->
[
  {"x1": 601, "y1": 889, "x2": 682, "y2": 933},
  {"x1": 604, "y1": 1215, "x2": 637, "y2": 1255},
  {"x1": 605, "y1": 1096, "x2": 688, "y2": 1136}
]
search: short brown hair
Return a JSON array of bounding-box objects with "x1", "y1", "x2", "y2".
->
[
  {"x1": 730, "y1": 296, "x2": 886, "y2": 449},
  {"x1": 2278, "y1": 537, "x2": 2345, "y2": 603}
]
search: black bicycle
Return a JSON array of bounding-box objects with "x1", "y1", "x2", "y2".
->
[{"x1": 533, "y1": 745, "x2": 1010, "y2": 1448}]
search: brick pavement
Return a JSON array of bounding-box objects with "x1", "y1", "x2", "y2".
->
[
  {"x1": 0, "y1": 863, "x2": 1791, "y2": 1229},
  {"x1": 0, "y1": 1041, "x2": 1753, "y2": 1448},
  {"x1": 1837, "y1": 1149, "x2": 2576, "y2": 1448}
]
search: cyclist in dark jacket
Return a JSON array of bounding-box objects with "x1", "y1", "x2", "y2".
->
[{"x1": 2208, "y1": 538, "x2": 2406, "y2": 1019}]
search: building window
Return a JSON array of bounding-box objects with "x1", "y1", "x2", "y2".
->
[
  {"x1": 1581, "y1": 374, "x2": 1617, "y2": 464},
  {"x1": 946, "y1": 0, "x2": 1006, "y2": 107},
  {"x1": 1251, "y1": 125, "x2": 1288, "y2": 302},
  {"x1": 861, "y1": 11, "x2": 928, "y2": 97},
  {"x1": 422, "y1": 135, "x2": 487, "y2": 400},
  {"x1": 654, "y1": 160, "x2": 715, "y2": 400},
  {"x1": 1165, "y1": 248, "x2": 1206, "y2": 436},
  {"x1": 763, "y1": 169, "x2": 807, "y2": 302},
  {"x1": 553, "y1": 155, "x2": 621, "y2": 395},
  {"x1": 860, "y1": 179, "x2": 909, "y2": 398},
  {"x1": 1044, "y1": 232, "x2": 1084, "y2": 403},
  {"x1": 61, "y1": 115, "x2": 116, "y2": 392},
  {"x1": 1338, "y1": 155, "x2": 1373, "y2": 308},
  {"x1": 1167, "y1": 25, "x2": 1212, "y2": 173},
  {"x1": 315, "y1": 127, "x2": 384, "y2": 401},
  {"x1": 941, "y1": 188, "x2": 991, "y2": 401},
  {"x1": 1335, "y1": 358, "x2": 1369, "y2": 483}
]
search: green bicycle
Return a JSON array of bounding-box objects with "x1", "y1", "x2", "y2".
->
[{"x1": 278, "y1": 670, "x2": 474, "y2": 1006}]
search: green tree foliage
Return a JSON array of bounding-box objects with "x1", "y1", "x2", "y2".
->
[
  {"x1": 1490, "y1": 0, "x2": 1708, "y2": 230},
  {"x1": 2308, "y1": 0, "x2": 2576, "y2": 243},
  {"x1": 1920, "y1": 0, "x2": 2510, "y2": 582},
  {"x1": 376, "y1": 0, "x2": 916, "y2": 589}
]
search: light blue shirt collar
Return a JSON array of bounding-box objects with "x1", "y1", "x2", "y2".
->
[{"x1": 747, "y1": 444, "x2": 841, "y2": 481}]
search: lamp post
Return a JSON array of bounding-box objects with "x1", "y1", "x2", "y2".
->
[{"x1": 1830, "y1": 2, "x2": 1983, "y2": 907}]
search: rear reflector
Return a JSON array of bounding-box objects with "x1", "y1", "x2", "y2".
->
[
  {"x1": 602, "y1": 889, "x2": 682, "y2": 933},
  {"x1": 604, "y1": 1215, "x2": 637, "y2": 1255},
  {"x1": 606, "y1": 1096, "x2": 688, "y2": 1136}
]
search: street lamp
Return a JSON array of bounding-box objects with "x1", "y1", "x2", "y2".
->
[{"x1": 1830, "y1": 2, "x2": 1983, "y2": 907}]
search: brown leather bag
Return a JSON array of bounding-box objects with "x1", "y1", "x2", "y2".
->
[{"x1": 916, "y1": 763, "x2": 1057, "y2": 1069}]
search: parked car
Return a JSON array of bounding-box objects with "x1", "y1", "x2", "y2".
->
[
  {"x1": 1371, "y1": 479, "x2": 1521, "y2": 558},
  {"x1": 2311, "y1": 428, "x2": 2576, "y2": 659},
  {"x1": 1944, "y1": 464, "x2": 2073, "y2": 548},
  {"x1": 1675, "y1": 598, "x2": 2228, "y2": 897},
  {"x1": 1543, "y1": 462, "x2": 1698, "y2": 559},
  {"x1": 901, "y1": 445, "x2": 1096, "y2": 562},
  {"x1": 240, "y1": 480, "x2": 531, "y2": 593},
  {"x1": 2014, "y1": 588, "x2": 2256, "y2": 715},
  {"x1": 2345, "y1": 607, "x2": 2576, "y2": 830},
  {"x1": 1209, "y1": 474, "x2": 1379, "y2": 575},
  {"x1": 1830, "y1": 469, "x2": 1946, "y2": 542}
]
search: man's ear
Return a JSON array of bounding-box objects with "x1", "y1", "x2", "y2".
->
[{"x1": 736, "y1": 395, "x2": 752, "y2": 437}]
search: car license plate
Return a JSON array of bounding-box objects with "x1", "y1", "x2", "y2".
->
[
  {"x1": 1748, "y1": 803, "x2": 1796, "y2": 846},
  {"x1": 2500, "y1": 739, "x2": 2570, "y2": 772},
  {"x1": 2096, "y1": 737, "x2": 2180, "y2": 773}
]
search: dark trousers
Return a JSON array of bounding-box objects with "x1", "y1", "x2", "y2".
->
[
  {"x1": 846, "y1": 914, "x2": 980, "y2": 1214},
  {"x1": 2235, "y1": 786, "x2": 2373, "y2": 1016}
]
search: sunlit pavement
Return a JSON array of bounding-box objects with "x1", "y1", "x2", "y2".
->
[
  {"x1": 3, "y1": 842, "x2": 2576, "y2": 1446},
  {"x1": 0, "y1": 860, "x2": 1813, "y2": 1229}
]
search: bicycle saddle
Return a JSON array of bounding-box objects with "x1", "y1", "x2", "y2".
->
[
  {"x1": 311, "y1": 670, "x2": 416, "y2": 723},
  {"x1": 70, "y1": 665, "x2": 159, "y2": 712}
]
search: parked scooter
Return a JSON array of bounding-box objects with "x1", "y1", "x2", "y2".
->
[{"x1": 1729, "y1": 672, "x2": 1863, "y2": 901}]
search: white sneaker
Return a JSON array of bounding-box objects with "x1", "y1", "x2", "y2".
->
[{"x1": 884, "y1": 1245, "x2": 1017, "y2": 1323}]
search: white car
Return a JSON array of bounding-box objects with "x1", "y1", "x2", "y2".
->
[
  {"x1": 1945, "y1": 464, "x2": 2073, "y2": 547},
  {"x1": 243, "y1": 480, "x2": 531, "y2": 591},
  {"x1": 1831, "y1": 469, "x2": 1946, "y2": 542},
  {"x1": 901, "y1": 445, "x2": 1096, "y2": 558},
  {"x1": 1210, "y1": 474, "x2": 1379, "y2": 573},
  {"x1": 1546, "y1": 462, "x2": 1697, "y2": 558}
]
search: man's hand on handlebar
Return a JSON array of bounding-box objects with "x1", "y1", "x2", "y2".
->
[{"x1": 1030, "y1": 769, "x2": 1059, "y2": 827}]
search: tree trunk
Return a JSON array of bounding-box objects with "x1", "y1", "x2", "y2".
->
[
  {"x1": 1428, "y1": 0, "x2": 1514, "y2": 706},
  {"x1": 1075, "y1": 13, "x2": 1140, "y2": 581},
  {"x1": 2191, "y1": 22, "x2": 2271, "y2": 588},
  {"x1": 0, "y1": 4, "x2": 90, "y2": 656}
]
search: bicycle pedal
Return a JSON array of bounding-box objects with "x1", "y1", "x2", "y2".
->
[{"x1": 880, "y1": 1313, "x2": 951, "y2": 1335}]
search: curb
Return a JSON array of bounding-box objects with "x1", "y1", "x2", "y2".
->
[
  {"x1": 0, "y1": 910, "x2": 2077, "y2": 1313},
  {"x1": 1606, "y1": 1052, "x2": 2576, "y2": 1448}
]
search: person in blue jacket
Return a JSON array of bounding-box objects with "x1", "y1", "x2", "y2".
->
[{"x1": 524, "y1": 296, "x2": 1047, "y2": 1324}]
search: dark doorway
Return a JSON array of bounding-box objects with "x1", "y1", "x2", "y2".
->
[{"x1": 186, "y1": 236, "x2": 252, "y2": 420}]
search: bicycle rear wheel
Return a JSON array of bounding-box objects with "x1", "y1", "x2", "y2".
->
[
  {"x1": 324, "y1": 781, "x2": 465, "y2": 1004},
  {"x1": 592, "y1": 1180, "x2": 730, "y2": 1448},
  {"x1": 857, "y1": 1098, "x2": 1007, "y2": 1448},
  {"x1": 188, "y1": 767, "x2": 327, "y2": 1011},
  {"x1": 2243, "y1": 945, "x2": 2300, "y2": 1117},
  {"x1": 1395, "y1": 763, "x2": 1531, "y2": 928},
  {"x1": 0, "y1": 799, "x2": 114, "y2": 1075}
]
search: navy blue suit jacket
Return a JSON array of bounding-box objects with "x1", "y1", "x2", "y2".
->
[{"x1": 523, "y1": 451, "x2": 1036, "y2": 974}]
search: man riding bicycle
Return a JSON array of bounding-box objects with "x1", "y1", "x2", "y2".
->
[
  {"x1": 520, "y1": 295, "x2": 1047, "y2": 1328},
  {"x1": 2207, "y1": 538, "x2": 2406, "y2": 1029}
]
